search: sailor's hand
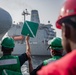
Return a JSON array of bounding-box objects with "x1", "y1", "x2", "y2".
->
[
  {"x1": 26, "y1": 51, "x2": 31, "y2": 61},
  {"x1": 26, "y1": 35, "x2": 30, "y2": 41},
  {"x1": 11, "y1": 36, "x2": 14, "y2": 39}
]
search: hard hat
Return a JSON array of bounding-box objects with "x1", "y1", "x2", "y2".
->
[
  {"x1": 56, "y1": 0, "x2": 76, "y2": 29},
  {"x1": 48, "y1": 37, "x2": 62, "y2": 50},
  {"x1": 1, "y1": 37, "x2": 15, "y2": 48}
]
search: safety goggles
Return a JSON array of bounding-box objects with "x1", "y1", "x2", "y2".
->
[{"x1": 47, "y1": 45, "x2": 63, "y2": 51}]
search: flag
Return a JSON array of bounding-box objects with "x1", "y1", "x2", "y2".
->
[{"x1": 21, "y1": 21, "x2": 39, "y2": 38}]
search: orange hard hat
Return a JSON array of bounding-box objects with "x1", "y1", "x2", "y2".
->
[{"x1": 56, "y1": 0, "x2": 76, "y2": 29}]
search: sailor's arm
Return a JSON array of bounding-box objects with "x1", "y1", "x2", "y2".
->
[
  {"x1": 27, "y1": 52, "x2": 33, "y2": 74},
  {"x1": 26, "y1": 36, "x2": 31, "y2": 53},
  {"x1": 25, "y1": 36, "x2": 33, "y2": 74}
]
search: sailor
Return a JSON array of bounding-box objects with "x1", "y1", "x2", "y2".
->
[
  {"x1": 38, "y1": 0, "x2": 76, "y2": 75},
  {"x1": 0, "y1": 36, "x2": 32, "y2": 75},
  {"x1": 30, "y1": 37, "x2": 63, "y2": 75},
  {"x1": 43, "y1": 37, "x2": 63, "y2": 65}
]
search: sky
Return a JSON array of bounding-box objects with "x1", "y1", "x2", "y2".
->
[{"x1": 0, "y1": 0, "x2": 65, "y2": 37}]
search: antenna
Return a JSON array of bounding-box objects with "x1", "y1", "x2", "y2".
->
[{"x1": 22, "y1": 9, "x2": 30, "y2": 22}]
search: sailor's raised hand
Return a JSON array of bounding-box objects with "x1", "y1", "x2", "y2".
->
[
  {"x1": 26, "y1": 35, "x2": 30, "y2": 41},
  {"x1": 26, "y1": 35, "x2": 31, "y2": 54}
]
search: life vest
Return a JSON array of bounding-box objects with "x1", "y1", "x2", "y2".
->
[
  {"x1": 43, "y1": 56, "x2": 62, "y2": 65},
  {"x1": 0, "y1": 55, "x2": 21, "y2": 75},
  {"x1": 2, "y1": 69, "x2": 22, "y2": 75}
]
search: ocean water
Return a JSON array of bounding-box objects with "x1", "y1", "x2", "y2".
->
[{"x1": 21, "y1": 55, "x2": 50, "y2": 75}]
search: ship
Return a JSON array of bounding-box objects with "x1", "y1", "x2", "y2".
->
[{"x1": 3, "y1": 10, "x2": 56, "y2": 55}]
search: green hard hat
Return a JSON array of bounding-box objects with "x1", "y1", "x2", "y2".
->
[
  {"x1": 1, "y1": 37, "x2": 15, "y2": 48},
  {"x1": 48, "y1": 37, "x2": 62, "y2": 50}
]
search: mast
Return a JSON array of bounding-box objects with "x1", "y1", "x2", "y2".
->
[{"x1": 22, "y1": 9, "x2": 30, "y2": 22}]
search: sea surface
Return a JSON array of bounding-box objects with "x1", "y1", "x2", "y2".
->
[{"x1": 21, "y1": 55, "x2": 50, "y2": 75}]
